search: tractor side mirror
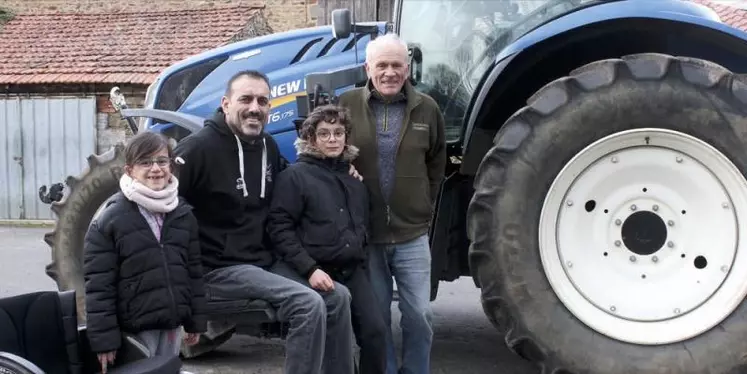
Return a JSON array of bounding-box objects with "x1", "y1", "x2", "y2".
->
[{"x1": 331, "y1": 9, "x2": 352, "y2": 39}]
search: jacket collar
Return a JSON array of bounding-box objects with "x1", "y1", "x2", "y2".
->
[
  {"x1": 108, "y1": 191, "x2": 191, "y2": 220},
  {"x1": 293, "y1": 138, "x2": 359, "y2": 172}
]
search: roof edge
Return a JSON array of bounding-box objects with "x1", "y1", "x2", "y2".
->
[{"x1": 9, "y1": 3, "x2": 265, "y2": 17}]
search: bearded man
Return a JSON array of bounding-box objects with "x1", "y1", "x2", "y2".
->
[{"x1": 175, "y1": 70, "x2": 356, "y2": 374}]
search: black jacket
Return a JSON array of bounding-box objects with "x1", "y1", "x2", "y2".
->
[
  {"x1": 267, "y1": 139, "x2": 369, "y2": 278},
  {"x1": 83, "y1": 192, "x2": 206, "y2": 354},
  {"x1": 175, "y1": 108, "x2": 288, "y2": 273}
]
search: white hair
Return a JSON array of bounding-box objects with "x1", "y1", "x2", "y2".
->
[{"x1": 365, "y1": 33, "x2": 409, "y2": 62}]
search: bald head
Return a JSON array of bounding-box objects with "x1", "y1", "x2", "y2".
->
[{"x1": 364, "y1": 33, "x2": 409, "y2": 98}]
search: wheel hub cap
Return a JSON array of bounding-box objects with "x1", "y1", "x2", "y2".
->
[
  {"x1": 621, "y1": 211, "x2": 667, "y2": 256},
  {"x1": 539, "y1": 128, "x2": 747, "y2": 345}
]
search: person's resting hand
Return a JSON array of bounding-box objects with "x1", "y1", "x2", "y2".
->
[
  {"x1": 97, "y1": 350, "x2": 116, "y2": 374},
  {"x1": 349, "y1": 164, "x2": 363, "y2": 181},
  {"x1": 309, "y1": 269, "x2": 335, "y2": 291}
]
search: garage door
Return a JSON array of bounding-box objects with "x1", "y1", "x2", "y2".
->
[{"x1": 0, "y1": 97, "x2": 96, "y2": 220}]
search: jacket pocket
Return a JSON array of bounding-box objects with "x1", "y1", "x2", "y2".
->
[
  {"x1": 410, "y1": 122, "x2": 431, "y2": 150},
  {"x1": 302, "y1": 221, "x2": 339, "y2": 246},
  {"x1": 393, "y1": 176, "x2": 432, "y2": 225}
]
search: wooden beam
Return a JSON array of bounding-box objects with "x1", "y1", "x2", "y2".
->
[{"x1": 316, "y1": 0, "x2": 393, "y2": 25}]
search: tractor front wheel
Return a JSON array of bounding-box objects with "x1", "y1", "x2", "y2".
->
[{"x1": 468, "y1": 53, "x2": 747, "y2": 373}]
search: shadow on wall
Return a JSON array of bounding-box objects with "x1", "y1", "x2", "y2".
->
[{"x1": 0, "y1": 8, "x2": 14, "y2": 28}]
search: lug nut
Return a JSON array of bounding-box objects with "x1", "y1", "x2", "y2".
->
[
  {"x1": 566, "y1": 200, "x2": 573, "y2": 206},
  {"x1": 676, "y1": 156, "x2": 683, "y2": 163},
  {"x1": 668, "y1": 220, "x2": 674, "y2": 226},
  {"x1": 653, "y1": 205, "x2": 659, "y2": 211},
  {"x1": 615, "y1": 240, "x2": 622, "y2": 247},
  {"x1": 652, "y1": 256, "x2": 659, "y2": 263},
  {"x1": 629, "y1": 256, "x2": 636, "y2": 262},
  {"x1": 667, "y1": 241, "x2": 674, "y2": 248},
  {"x1": 611, "y1": 157, "x2": 618, "y2": 163},
  {"x1": 674, "y1": 308, "x2": 681, "y2": 314},
  {"x1": 610, "y1": 306, "x2": 616, "y2": 312},
  {"x1": 567, "y1": 261, "x2": 573, "y2": 268},
  {"x1": 723, "y1": 202, "x2": 730, "y2": 209},
  {"x1": 631, "y1": 204, "x2": 637, "y2": 211},
  {"x1": 721, "y1": 265, "x2": 729, "y2": 273},
  {"x1": 615, "y1": 219, "x2": 622, "y2": 226}
]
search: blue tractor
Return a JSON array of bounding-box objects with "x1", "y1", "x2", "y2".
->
[{"x1": 43, "y1": 0, "x2": 747, "y2": 372}]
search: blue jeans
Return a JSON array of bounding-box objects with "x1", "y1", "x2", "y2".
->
[
  {"x1": 203, "y1": 261, "x2": 354, "y2": 374},
  {"x1": 368, "y1": 234, "x2": 433, "y2": 374}
]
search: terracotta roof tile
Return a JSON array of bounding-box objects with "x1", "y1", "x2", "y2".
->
[
  {"x1": 0, "y1": 5, "x2": 264, "y2": 85},
  {"x1": 690, "y1": 0, "x2": 747, "y2": 31}
]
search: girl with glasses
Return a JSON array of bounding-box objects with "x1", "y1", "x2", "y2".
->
[{"x1": 82, "y1": 131, "x2": 206, "y2": 373}]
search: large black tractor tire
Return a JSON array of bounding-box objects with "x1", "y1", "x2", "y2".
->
[
  {"x1": 43, "y1": 142, "x2": 232, "y2": 359},
  {"x1": 44, "y1": 144, "x2": 126, "y2": 323},
  {"x1": 467, "y1": 53, "x2": 747, "y2": 374}
]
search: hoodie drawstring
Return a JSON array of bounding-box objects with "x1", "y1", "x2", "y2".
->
[
  {"x1": 260, "y1": 137, "x2": 267, "y2": 199},
  {"x1": 234, "y1": 135, "x2": 267, "y2": 199}
]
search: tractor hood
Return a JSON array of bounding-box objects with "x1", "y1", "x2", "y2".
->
[{"x1": 144, "y1": 22, "x2": 386, "y2": 135}]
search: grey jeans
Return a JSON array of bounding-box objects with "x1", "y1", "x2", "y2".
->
[
  {"x1": 135, "y1": 328, "x2": 182, "y2": 357},
  {"x1": 203, "y1": 260, "x2": 354, "y2": 374}
]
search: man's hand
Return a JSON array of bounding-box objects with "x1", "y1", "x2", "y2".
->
[
  {"x1": 97, "y1": 350, "x2": 116, "y2": 374},
  {"x1": 309, "y1": 269, "x2": 335, "y2": 291},
  {"x1": 184, "y1": 332, "x2": 200, "y2": 346},
  {"x1": 349, "y1": 164, "x2": 363, "y2": 181}
]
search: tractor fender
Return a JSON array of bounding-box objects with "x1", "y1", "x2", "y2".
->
[
  {"x1": 460, "y1": 0, "x2": 747, "y2": 175},
  {"x1": 120, "y1": 108, "x2": 205, "y2": 134}
]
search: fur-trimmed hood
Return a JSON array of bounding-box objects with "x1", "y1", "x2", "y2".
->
[{"x1": 294, "y1": 138, "x2": 359, "y2": 162}]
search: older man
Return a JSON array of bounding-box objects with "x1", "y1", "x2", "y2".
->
[{"x1": 338, "y1": 33, "x2": 447, "y2": 374}]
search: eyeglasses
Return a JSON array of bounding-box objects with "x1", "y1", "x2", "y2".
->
[
  {"x1": 135, "y1": 156, "x2": 171, "y2": 168},
  {"x1": 316, "y1": 129, "x2": 346, "y2": 141}
]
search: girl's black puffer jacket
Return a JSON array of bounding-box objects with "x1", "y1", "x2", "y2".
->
[{"x1": 83, "y1": 192, "x2": 206, "y2": 353}]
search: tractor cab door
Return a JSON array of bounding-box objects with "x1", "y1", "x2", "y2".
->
[{"x1": 398, "y1": 0, "x2": 591, "y2": 296}]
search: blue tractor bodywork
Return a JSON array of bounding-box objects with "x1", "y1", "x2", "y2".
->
[
  {"x1": 140, "y1": 22, "x2": 386, "y2": 162},
  {"x1": 455, "y1": 0, "x2": 747, "y2": 173},
  {"x1": 136, "y1": 0, "x2": 747, "y2": 167},
  {"x1": 122, "y1": 0, "x2": 747, "y2": 297},
  {"x1": 101, "y1": 0, "x2": 747, "y2": 367}
]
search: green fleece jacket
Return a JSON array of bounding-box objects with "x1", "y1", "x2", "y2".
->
[{"x1": 338, "y1": 80, "x2": 446, "y2": 245}]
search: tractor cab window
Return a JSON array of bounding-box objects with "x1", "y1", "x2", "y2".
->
[{"x1": 397, "y1": 0, "x2": 596, "y2": 143}]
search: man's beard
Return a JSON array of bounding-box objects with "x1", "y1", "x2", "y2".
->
[{"x1": 229, "y1": 111, "x2": 265, "y2": 139}]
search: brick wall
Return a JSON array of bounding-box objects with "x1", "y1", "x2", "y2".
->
[
  {"x1": 94, "y1": 85, "x2": 147, "y2": 153},
  {"x1": 0, "y1": 0, "x2": 319, "y2": 31}
]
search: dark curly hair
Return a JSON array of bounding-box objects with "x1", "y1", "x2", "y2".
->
[{"x1": 299, "y1": 104, "x2": 352, "y2": 142}]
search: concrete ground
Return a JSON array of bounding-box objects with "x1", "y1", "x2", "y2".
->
[{"x1": 0, "y1": 226, "x2": 539, "y2": 374}]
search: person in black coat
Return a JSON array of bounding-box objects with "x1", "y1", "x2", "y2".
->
[
  {"x1": 83, "y1": 132, "x2": 206, "y2": 373},
  {"x1": 267, "y1": 105, "x2": 387, "y2": 374}
]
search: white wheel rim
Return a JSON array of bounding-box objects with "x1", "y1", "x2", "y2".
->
[{"x1": 539, "y1": 128, "x2": 747, "y2": 345}]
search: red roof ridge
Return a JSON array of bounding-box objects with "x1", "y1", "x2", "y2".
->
[
  {"x1": 688, "y1": 0, "x2": 747, "y2": 31},
  {"x1": 0, "y1": 4, "x2": 268, "y2": 85},
  {"x1": 9, "y1": 3, "x2": 266, "y2": 18}
]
